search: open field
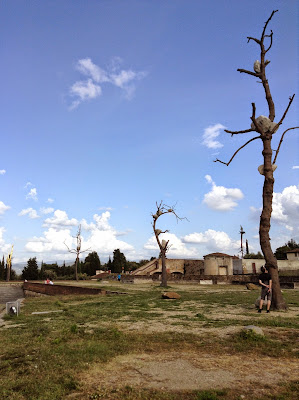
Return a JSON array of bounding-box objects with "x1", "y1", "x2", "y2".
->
[{"x1": 1, "y1": 281, "x2": 298, "y2": 400}]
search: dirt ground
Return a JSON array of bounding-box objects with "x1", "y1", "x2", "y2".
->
[{"x1": 78, "y1": 351, "x2": 298, "y2": 397}]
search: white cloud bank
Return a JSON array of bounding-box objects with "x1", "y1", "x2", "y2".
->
[
  {"x1": 144, "y1": 232, "x2": 198, "y2": 258},
  {"x1": 183, "y1": 229, "x2": 240, "y2": 254},
  {"x1": 25, "y1": 211, "x2": 134, "y2": 261},
  {"x1": 69, "y1": 57, "x2": 147, "y2": 109},
  {"x1": 202, "y1": 124, "x2": 225, "y2": 149},
  {"x1": 250, "y1": 185, "x2": 299, "y2": 234},
  {"x1": 0, "y1": 201, "x2": 10, "y2": 215},
  {"x1": 0, "y1": 227, "x2": 11, "y2": 253},
  {"x1": 203, "y1": 175, "x2": 244, "y2": 211}
]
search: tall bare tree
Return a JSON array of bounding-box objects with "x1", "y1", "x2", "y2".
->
[
  {"x1": 152, "y1": 201, "x2": 185, "y2": 287},
  {"x1": 215, "y1": 10, "x2": 298, "y2": 309},
  {"x1": 64, "y1": 225, "x2": 90, "y2": 281}
]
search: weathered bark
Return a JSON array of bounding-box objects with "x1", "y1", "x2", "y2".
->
[
  {"x1": 161, "y1": 251, "x2": 167, "y2": 287},
  {"x1": 260, "y1": 137, "x2": 287, "y2": 309}
]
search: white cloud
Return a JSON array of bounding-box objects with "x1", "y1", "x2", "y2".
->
[
  {"x1": 47, "y1": 198, "x2": 54, "y2": 203},
  {"x1": 69, "y1": 79, "x2": 102, "y2": 109},
  {"x1": 144, "y1": 233, "x2": 198, "y2": 258},
  {"x1": 40, "y1": 207, "x2": 54, "y2": 215},
  {"x1": 250, "y1": 185, "x2": 299, "y2": 234},
  {"x1": 292, "y1": 166, "x2": 299, "y2": 169},
  {"x1": 24, "y1": 181, "x2": 32, "y2": 188},
  {"x1": 0, "y1": 169, "x2": 6, "y2": 175},
  {"x1": 25, "y1": 211, "x2": 134, "y2": 260},
  {"x1": 18, "y1": 208, "x2": 40, "y2": 219},
  {"x1": 69, "y1": 57, "x2": 147, "y2": 108},
  {"x1": 43, "y1": 210, "x2": 78, "y2": 229},
  {"x1": 183, "y1": 229, "x2": 240, "y2": 254},
  {"x1": 98, "y1": 206, "x2": 113, "y2": 211},
  {"x1": 0, "y1": 227, "x2": 11, "y2": 253},
  {"x1": 0, "y1": 201, "x2": 10, "y2": 215},
  {"x1": 203, "y1": 175, "x2": 244, "y2": 211},
  {"x1": 26, "y1": 188, "x2": 38, "y2": 201},
  {"x1": 202, "y1": 124, "x2": 225, "y2": 149},
  {"x1": 76, "y1": 58, "x2": 109, "y2": 83}
]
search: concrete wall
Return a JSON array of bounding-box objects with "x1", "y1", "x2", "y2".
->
[
  {"x1": 242, "y1": 259, "x2": 299, "y2": 273},
  {"x1": 133, "y1": 258, "x2": 185, "y2": 275},
  {"x1": 23, "y1": 282, "x2": 118, "y2": 296},
  {"x1": 204, "y1": 256, "x2": 233, "y2": 275}
]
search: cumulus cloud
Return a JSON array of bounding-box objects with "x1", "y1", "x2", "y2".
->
[
  {"x1": 0, "y1": 201, "x2": 10, "y2": 215},
  {"x1": 144, "y1": 233, "x2": 198, "y2": 258},
  {"x1": 69, "y1": 57, "x2": 147, "y2": 109},
  {"x1": 250, "y1": 185, "x2": 299, "y2": 234},
  {"x1": 40, "y1": 207, "x2": 54, "y2": 215},
  {"x1": 202, "y1": 124, "x2": 225, "y2": 149},
  {"x1": 0, "y1": 169, "x2": 6, "y2": 175},
  {"x1": 26, "y1": 188, "x2": 38, "y2": 201},
  {"x1": 18, "y1": 208, "x2": 40, "y2": 219},
  {"x1": 203, "y1": 175, "x2": 244, "y2": 211},
  {"x1": 0, "y1": 227, "x2": 11, "y2": 253},
  {"x1": 183, "y1": 229, "x2": 240, "y2": 253},
  {"x1": 25, "y1": 211, "x2": 134, "y2": 260},
  {"x1": 43, "y1": 210, "x2": 78, "y2": 229}
]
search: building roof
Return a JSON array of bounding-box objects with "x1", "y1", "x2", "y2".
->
[
  {"x1": 286, "y1": 248, "x2": 299, "y2": 253},
  {"x1": 203, "y1": 252, "x2": 237, "y2": 258}
]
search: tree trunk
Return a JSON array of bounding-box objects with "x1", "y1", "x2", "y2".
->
[
  {"x1": 6, "y1": 264, "x2": 10, "y2": 282},
  {"x1": 160, "y1": 251, "x2": 167, "y2": 287},
  {"x1": 75, "y1": 255, "x2": 79, "y2": 281},
  {"x1": 259, "y1": 137, "x2": 287, "y2": 309}
]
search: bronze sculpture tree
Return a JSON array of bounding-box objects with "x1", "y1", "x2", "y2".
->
[{"x1": 215, "y1": 10, "x2": 298, "y2": 309}]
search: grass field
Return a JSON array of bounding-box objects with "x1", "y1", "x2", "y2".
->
[{"x1": 0, "y1": 281, "x2": 298, "y2": 400}]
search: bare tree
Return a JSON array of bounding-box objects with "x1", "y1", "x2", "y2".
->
[
  {"x1": 64, "y1": 225, "x2": 90, "y2": 281},
  {"x1": 215, "y1": 10, "x2": 298, "y2": 309},
  {"x1": 6, "y1": 245, "x2": 14, "y2": 282},
  {"x1": 152, "y1": 201, "x2": 185, "y2": 287}
]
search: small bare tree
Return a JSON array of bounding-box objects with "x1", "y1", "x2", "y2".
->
[
  {"x1": 64, "y1": 225, "x2": 90, "y2": 281},
  {"x1": 152, "y1": 201, "x2": 185, "y2": 287},
  {"x1": 215, "y1": 10, "x2": 298, "y2": 309},
  {"x1": 6, "y1": 245, "x2": 14, "y2": 282}
]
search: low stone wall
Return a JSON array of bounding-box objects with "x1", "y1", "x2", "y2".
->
[{"x1": 23, "y1": 282, "x2": 124, "y2": 296}]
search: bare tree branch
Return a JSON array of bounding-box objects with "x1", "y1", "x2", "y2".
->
[
  {"x1": 273, "y1": 127, "x2": 299, "y2": 164},
  {"x1": 261, "y1": 10, "x2": 278, "y2": 41},
  {"x1": 270, "y1": 94, "x2": 296, "y2": 134},
  {"x1": 214, "y1": 136, "x2": 260, "y2": 166},
  {"x1": 247, "y1": 36, "x2": 261, "y2": 45},
  {"x1": 224, "y1": 128, "x2": 254, "y2": 136},
  {"x1": 265, "y1": 30, "x2": 273, "y2": 53},
  {"x1": 237, "y1": 68, "x2": 260, "y2": 78}
]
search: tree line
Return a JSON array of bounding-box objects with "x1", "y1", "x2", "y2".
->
[{"x1": 19, "y1": 249, "x2": 154, "y2": 281}]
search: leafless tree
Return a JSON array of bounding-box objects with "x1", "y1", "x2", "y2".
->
[
  {"x1": 152, "y1": 201, "x2": 185, "y2": 287},
  {"x1": 64, "y1": 225, "x2": 90, "y2": 281},
  {"x1": 215, "y1": 10, "x2": 298, "y2": 309}
]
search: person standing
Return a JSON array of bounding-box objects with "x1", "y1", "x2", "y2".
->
[{"x1": 258, "y1": 266, "x2": 272, "y2": 313}]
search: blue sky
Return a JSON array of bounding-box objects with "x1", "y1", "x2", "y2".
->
[{"x1": 0, "y1": 0, "x2": 298, "y2": 267}]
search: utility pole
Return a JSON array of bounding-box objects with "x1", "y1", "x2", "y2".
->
[{"x1": 239, "y1": 226, "x2": 245, "y2": 258}]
